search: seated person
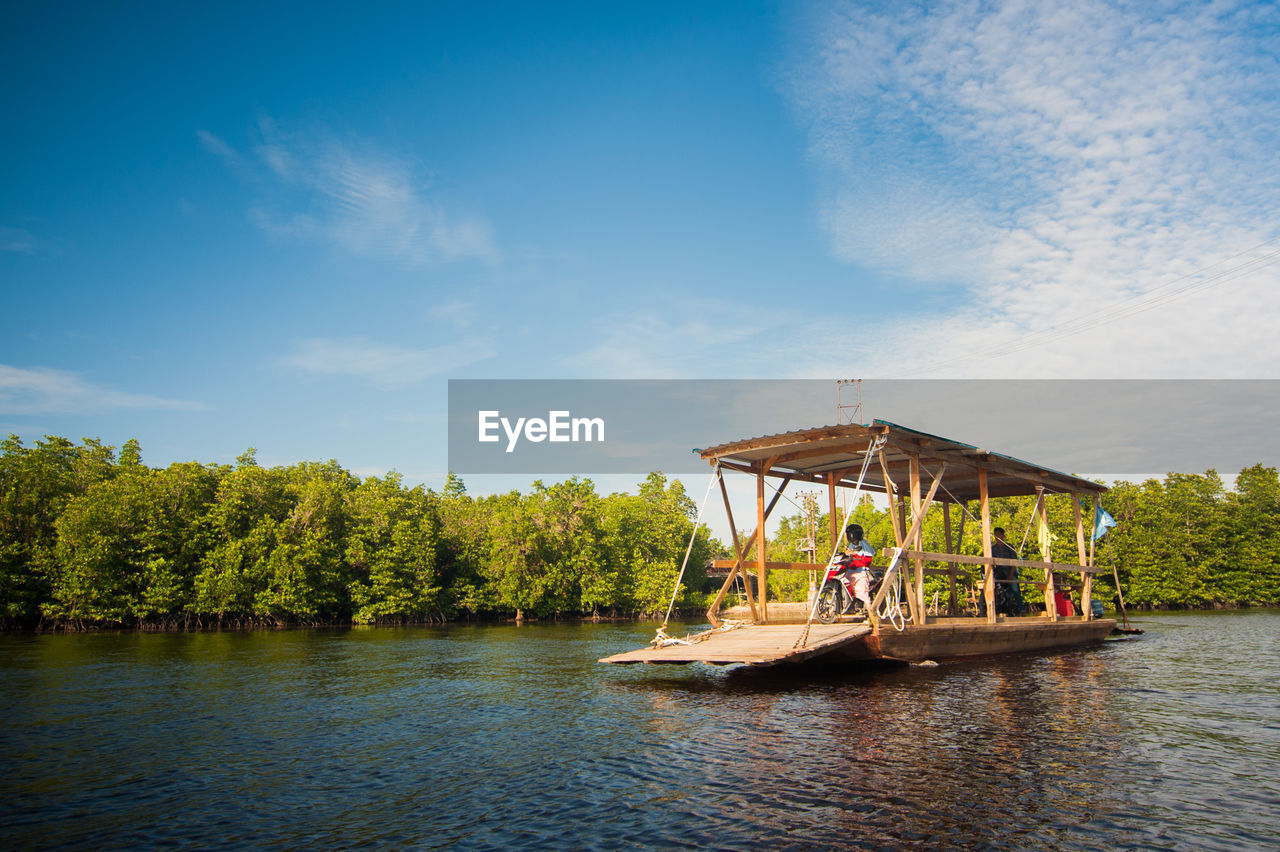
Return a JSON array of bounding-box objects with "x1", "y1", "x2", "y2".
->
[
  {"x1": 838, "y1": 523, "x2": 876, "y2": 612},
  {"x1": 841, "y1": 523, "x2": 876, "y2": 566}
]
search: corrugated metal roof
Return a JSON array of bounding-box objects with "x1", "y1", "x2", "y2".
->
[{"x1": 698, "y1": 419, "x2": 1105, "y2": 501}]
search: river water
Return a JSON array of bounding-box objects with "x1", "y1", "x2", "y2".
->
[{"x1": 2, "y1": 610, "x2": 1277, "y2": 850}]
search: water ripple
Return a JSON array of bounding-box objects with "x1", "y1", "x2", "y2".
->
[{"x1": 1, "y1": 614, "x2": 1278, "y2": 849}]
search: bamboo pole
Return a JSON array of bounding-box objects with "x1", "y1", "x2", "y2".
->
[
  {"x1": 828, "y1": 472, "x2": 839, "y2": 553},
  {"x1": 980, "y1": 469, "x2": 995, "y2": 625},
  {"x1": 1074, "y1": 493, "x2": 1091, "y2": 621},
  {"x1": 1094, "y1": 499, "x2": 1133, "y2": 630},
  {"x1": 1040, "y1": 489, "x2": 1057, "y2": 622},
  {"x1": 909, "y1": 453, "x2": 925, "y2": 624},
  {"x1": 943, "y1": 502, "x2": 958, "y2": 615},
  {"x1": 756, "y1": 462, "x2": 769, "y2": 623},
  {"x1": 1089, "y1": 498, "x2": 1097, "y2": 572}
]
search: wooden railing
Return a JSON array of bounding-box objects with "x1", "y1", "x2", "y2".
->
[{"x1": 711, "y1": 551, "x2": 1104, "y2": 575}]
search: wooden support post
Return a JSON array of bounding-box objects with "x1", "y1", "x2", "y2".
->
[
  {"x1": 828, "y1": 472, "x2": 839, "y2": 554},
  {"x1": 1040, "y1": 490, "x2": 1057, "y2": 622},
  {"x1": 980, "y1": 469, "x2": 996, "y2": 625},
  {"x1": 898, "y1": 495, "x2": 909, "y2": 550},
  {"x1": 756, "y1": 462, "x2": 769, "y2": 623},
  {"x1": 1074, "y1": 493, "x2": 1092, "y2": 621},
  {"x1": 956, "y1": 500, "x2": 968, "y2": 615},
  {"x1": 712, "y1": 470, "x2": 757, "y2": 623},
  {"x1": 909, "y1": 454, "x2": 925, "y2": 623},
  {"x1": 706, "y1": 565, "x2": 733, "y2": 627},
  {"x1": 765, "y1": 473, "x2": 794, "y2": 524},
  {"x1": 943, "y1": 502, "x2": 958, "y2": 615},
  {"x1": 734, "y1": 473, "x2": 794, "y2": 561},
  {"x1": 879, "y1": 451, "x2": 905, "y2": 548},
  {"x1": 867, "y1": 463, "x2": 946, "y2": 627}
]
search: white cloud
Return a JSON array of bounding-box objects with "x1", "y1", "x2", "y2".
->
[
  {"x1": 202, "y1": 121, "x2": 497, "y2": 265},
  {"x1": 428, "y1": 299, "x2": 477, "y2": 330},
  {"x1": 789, "y1": 0, "x2": 1280, "y2": 377},
  {"x1": 196, "y1": 129, "x2": 239, "y2": 164},
  {"x1": 558, "y1": 297, "x2": 857, "y2": 380},
  {"x1": 0, "y1": 365, "x2": 207, "y2": 415},
  {"x1": 279, "y1": 337, "x2": 497, "y2": 388},
  {"x1": 0, "y1": 226, "x2": 36, "y2": 254}
]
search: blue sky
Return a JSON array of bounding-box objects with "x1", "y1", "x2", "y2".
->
[{"x1": 3, "y1": 0, "x2": 1280, "y2": 499}]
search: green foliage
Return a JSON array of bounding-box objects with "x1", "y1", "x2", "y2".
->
[
  {"x1": 599, "y1": 473, "x2": 715, "y2": 616},
  {"x1": 8, "y1": 434, "x2": 1278, "y2": 629},
  {"x1": 0, "y1": 437, "x2": 729, "y2": 627},
  {"x1": 45, "y1": 458, "x2": 223, "y2": 624},
  {"x1": 346, "y1": 473, "x2": 441, "y2": 623},
  {"x1": 0, "y1": 435, "x2": 118, "y2": 623}
]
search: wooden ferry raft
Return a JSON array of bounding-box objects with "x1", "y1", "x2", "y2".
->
[
  {"x1": 601, "y1": 420, "x2": 1121, "y2": 668},
  {"x1": 598, "y1": 616, "x2": 1113, "y2": 667}
]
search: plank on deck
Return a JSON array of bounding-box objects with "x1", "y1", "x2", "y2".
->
[{"x1": 599, "y1": 623, "x2": 872, "y2": 667}]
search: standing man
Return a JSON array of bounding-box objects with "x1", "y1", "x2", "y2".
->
[{"x1": 992, "y1": 527, "x2": 1025, "y2": 616}]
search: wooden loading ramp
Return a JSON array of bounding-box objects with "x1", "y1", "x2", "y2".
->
[{"x1": 599, "y1": 623, "x2": 872, "y2": 667}]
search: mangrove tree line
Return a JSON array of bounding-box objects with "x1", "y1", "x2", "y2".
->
[
  {"x1": 4, "y1": 434, "x2": 1278, "y2": 629},
  {"x1": 0, "y1": 435, "x2": 716, "y2": 629}
]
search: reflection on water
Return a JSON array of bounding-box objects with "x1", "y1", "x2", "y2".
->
[{"x1": 2, "y1": 612, "x2": 1277, "y2": 850}]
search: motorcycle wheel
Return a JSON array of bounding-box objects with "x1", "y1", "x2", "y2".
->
[{"x1": 816, "y1": 584, "x2": 840, "y2": 624}]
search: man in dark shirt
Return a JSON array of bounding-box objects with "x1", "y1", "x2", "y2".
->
[{"x1": 992, "y1": 527, "x2": 1025, "y2": 615}]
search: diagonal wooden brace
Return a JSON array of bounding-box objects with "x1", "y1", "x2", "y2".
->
[{"x1": 868, "y1": 462, "x2": 947, "y2": 627}]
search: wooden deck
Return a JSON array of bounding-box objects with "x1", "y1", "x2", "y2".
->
[{"x1": 599, "y1": 623, "x2": 873, "y2": 667}]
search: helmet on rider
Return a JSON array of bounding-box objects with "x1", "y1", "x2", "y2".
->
[{"x1": 845, "y1": 524, "x2": 864, "y2": 545}]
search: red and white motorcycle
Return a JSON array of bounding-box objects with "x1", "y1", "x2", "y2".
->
[{"x1": 815, "y1": 550, "x2": 905, "y2": 626}]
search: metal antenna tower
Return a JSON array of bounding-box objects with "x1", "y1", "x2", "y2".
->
[{"x1": 836, "y1": 379, "x2": 863, "y2": 425}]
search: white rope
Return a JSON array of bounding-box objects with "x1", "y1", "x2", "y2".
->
[
  {"x1": 659, "y1": 464, "x2": 720, "y2": 632},
  {"x1": 1015, "y1": 490, "x2": 1040, "y2": 557},
  {"x1": 796, "y1": 435, "x2": 886, "y2": 646},
  {"x1": 861, "y1": 546, "x2": 907, "y2": 632},
  {"x1": 818, "y1": 437, "x2": 884, "y2": 571},
  {"x1": 881, "y1": 553, "x2": 906, "y2": 631}
]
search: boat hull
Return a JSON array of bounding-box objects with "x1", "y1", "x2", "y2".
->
[{"x1": 826, "y1": 617, "x2": 1118, "y2": 664}]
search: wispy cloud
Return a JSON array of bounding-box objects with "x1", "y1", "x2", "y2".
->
[
  {"x1": 0, "y1": 365, "x2": 208, "y2": 415},
  {"x1": 280, "y1": 337, "x2": 497, "y2": 388},
  {"x1": 0, "y1": 226, "x2": 37, "y2": 254},
  {"x1": 196, "y1": 129, "x2": 240, "y2": 165},
  {"x1": 428, "y1": 299, "x2": 478, "y2": 330},
  {"x1": 789, "y1": 0, "x2": 1280, "y2": 377},
  {"x1": 199, "y1": 121, "x2": 498, "y2": 265},
  {"x1": 562, "y1": 298, "x2": 814, "y2": 379}
]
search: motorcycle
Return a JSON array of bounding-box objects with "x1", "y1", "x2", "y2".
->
[{"x1": 815, "y1": 551, "x2": 903, "y2": 624}]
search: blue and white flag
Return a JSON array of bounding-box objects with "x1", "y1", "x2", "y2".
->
[{"x1": 1093, "y1": 504, "x2": 1116, "y2": 541}]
